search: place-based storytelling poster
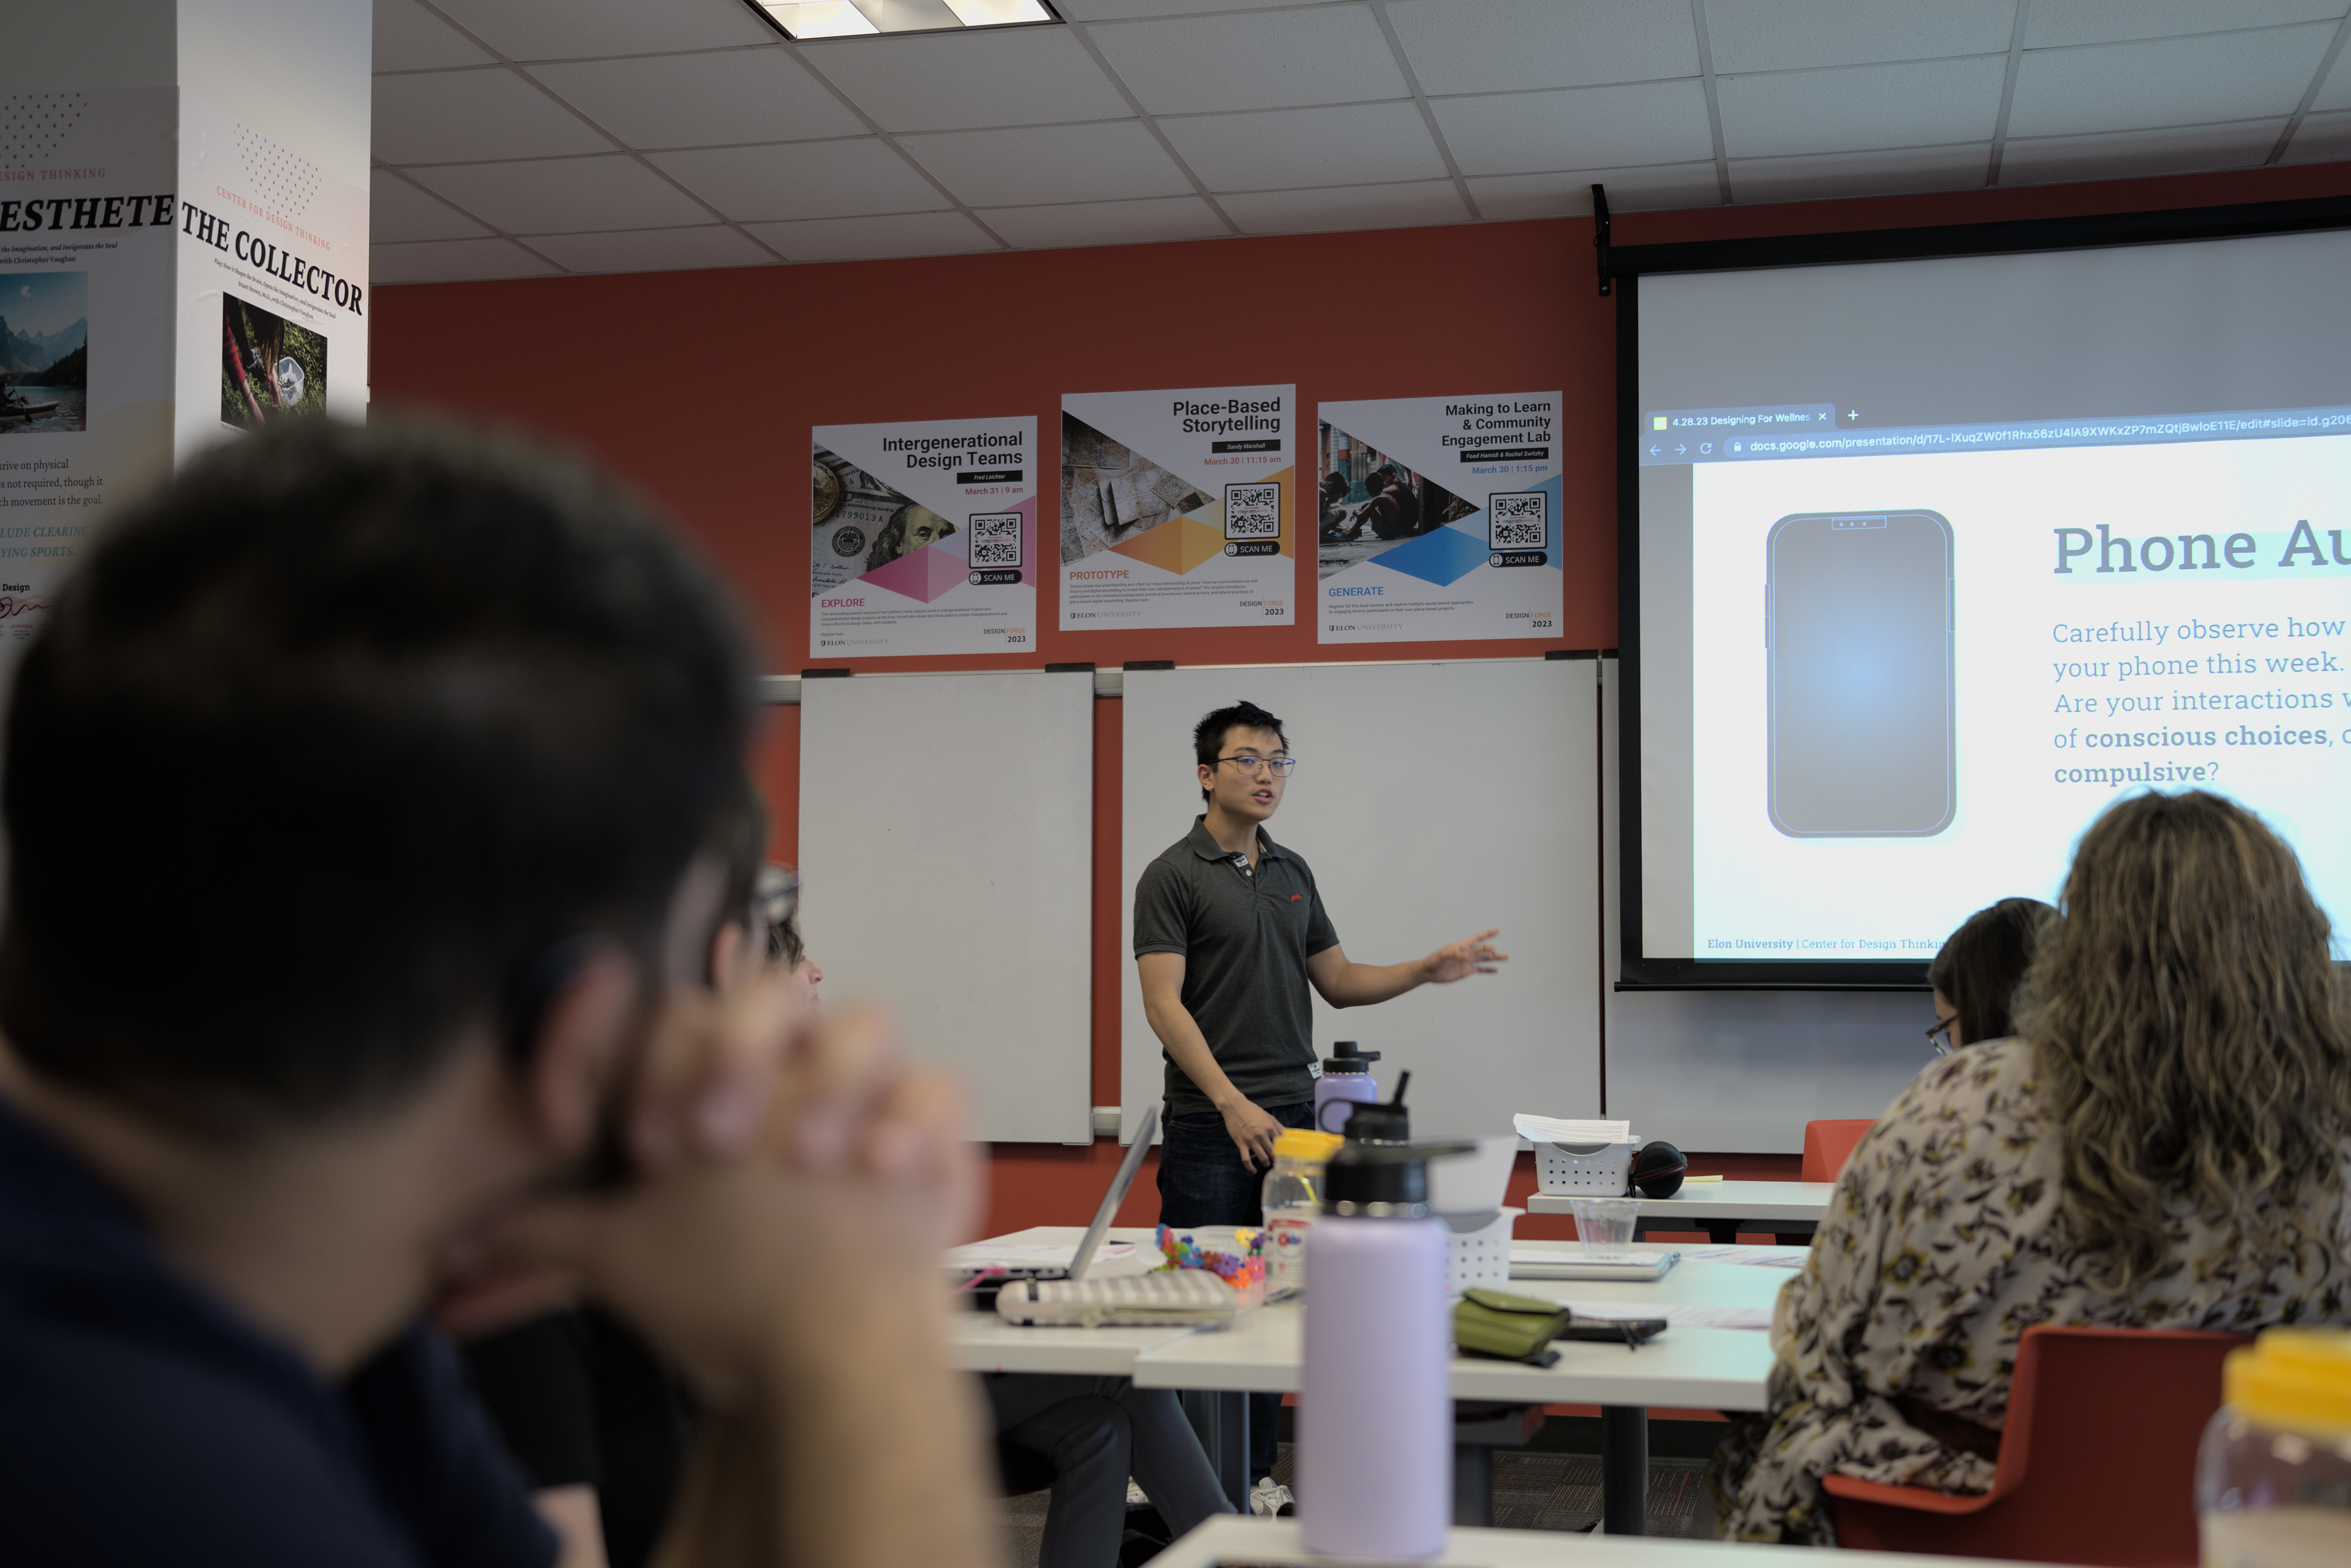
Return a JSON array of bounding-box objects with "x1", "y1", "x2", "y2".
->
[
  {"x1": 0, "y1": 87, "x2": 182, "y2": 676},
  {"x1": 1059, "y1": 384, "x2": 1295, "y2": 631},
  {"x1": 811, "y1": 416, "x2": 1037, "y2": 658},
  {"x1": 1315, "y1": 393, "x2": 1565, "y2": 644}
]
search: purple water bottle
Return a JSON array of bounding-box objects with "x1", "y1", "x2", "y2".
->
[
  {"x1": 1300, "y1": 1138, "x2": 1453, "y2": 1559},
  {"x1": 1313, "y1": 1040, "x2": 1380, "y2": 1134}
]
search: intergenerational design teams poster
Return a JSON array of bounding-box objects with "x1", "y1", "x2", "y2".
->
[
  {"x1": 1315, "y1": 393, "x2": 1564, "y2": 644},
  {"x1": 811, "y1": 416, "x2": 1037, "y2": 658},
  {"x1": 1059, "y1": 384, "x2": 1294, "y2": 631}
]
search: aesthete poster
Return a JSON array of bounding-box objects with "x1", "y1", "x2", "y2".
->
[
  {"x1": 1315, "y1": 392, "x2": 1564, "y2": 644},
  {"x1": 811, "y1": 415, "x2": 1037, "y2": 658},
  {"x1": 1058, "y1": 383, "x2": 1295, "y2": 632}
]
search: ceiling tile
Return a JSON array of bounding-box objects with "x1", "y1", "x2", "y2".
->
[
  {"x1": 1999, "y1": 118, "x2": 2286, "y2": 185},
  {"x1": 1706, "y1": 0, "x2": 2015, "y2": 75},
  {"x1": 2282, "y1": 107, "x2": 2351, "y2": 159},
  {"x1": 1160, "y1": 102, "x2": 1445, "y2": 192},
  {"x1": 2025, "y1": 0, "x2": 2345, "y2": 50},
  {"x1": 427, "y1": 0, "x2": 777, "y2": 61},
  {"x1": 801, "y1": 28, "x2": 1133, "y2": 132},
  {"x1": 2006, "y1": 23, "x2": 2337, "y2": 139},
  {"x1": 896, "y1": 120, "x2": 1193, "y2": 206},
  {"x1": 742, "y1": 210, "x2": 999, "y2": 261},
  {"x1": 1465, "y1": 162, "x2": 1721, "y2": 220},
  {"x1": 1717, "y1": 55, "x2": 2005, "y2": 159},
  {"x1": 649, "y1": 139, "x2": 949, "y2": 221},
  {"x1": 374, "y1": 0, "x2": 497, "y2": 71},
  {"x1": 1087, "y1": 6, "x2": 1409, "y2": 115},
  {"x1": 372, "y1": 175, "x2": 493, "y2": 242},
  {"x1": 1728, "y1": 142, "x2": 1990, "y2": 205},
  {"x1": 2314, "y1": 39, "x2": 2351, "y2": 108},
  {"x1": 522, "y1": 225, "x2": 779, "y2": 274},
  {"x1": 1216, "y1": 179, "x2": 1471, "y2": 235},
  {"x1": 976, "y1": 195, "x2": 1230, "y2": 249},
  {"x1": 374, "y1": 69, "x2": 614, "y2": 164},
  {"x1": 371, "y1": 237, "x2": 562, "y2": 284},
  {"x1": 1386, "y1": 0, "x2": 1699, "y2": 94},
  {"x1": 529, "y1": 49, "x2": 865, "y2": 148},
  {"x1": 1431, "y1": 79, "x2": 1714, "y2": 176},
  {"x1": 409, "y1": 155, "x2": 716, "y2": 233},
  {"x1": 1059, "y1": 0, "x2": 1298, "y2": 16}
]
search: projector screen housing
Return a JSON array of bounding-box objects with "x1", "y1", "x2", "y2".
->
[{"x1": 1616, "y1": 193, "x2": 2351, "y2": 990}]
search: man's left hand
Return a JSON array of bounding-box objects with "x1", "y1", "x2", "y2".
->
[{"x1": 1423, "y1": 929, "x2": 1507, "y2": 984}]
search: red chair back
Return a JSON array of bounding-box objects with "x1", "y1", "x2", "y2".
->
[
  {"x1": 1800, "y1": 1119, "x2": 1873, "y2": 1183},
  {"x1": 1827, "y1": 1324, "x2": 2246, "y2": 1564}
]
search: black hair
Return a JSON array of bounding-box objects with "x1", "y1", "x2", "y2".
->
[
  {"x1": 1929, "y1": 896, "x2": 2059, "y2": 1047},
  {"x1": 0, "y1": 418, "x2": 753, "y2": 1134},
  {"x1": 702, "y1": 773, "x2": 771, "y2": 985},
  {"x1": 1193, "y1": 700, "x2": 1286, "y2": 805}
]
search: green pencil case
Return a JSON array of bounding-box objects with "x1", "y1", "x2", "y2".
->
[{"x1": 1454, "y1": 1287, "x2": 1572, "y2": 1365}]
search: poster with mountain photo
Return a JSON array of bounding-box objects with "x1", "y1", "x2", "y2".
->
[{"x1": 0, "y1": 271, "x2": 88, "y2": 434}]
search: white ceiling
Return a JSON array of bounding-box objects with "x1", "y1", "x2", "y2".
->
[{"x1": 371, "y1": 0, "x2": 2351, "y2": 285}]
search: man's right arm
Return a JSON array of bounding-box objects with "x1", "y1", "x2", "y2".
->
[{"x1": 1137, "y1": 952, "x2": 1283, "y2": 1172}]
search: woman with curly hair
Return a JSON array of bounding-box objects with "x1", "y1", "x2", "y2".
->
[{"x1": 1712, "y1": 790, "x2": 2351, "y2": 1542}]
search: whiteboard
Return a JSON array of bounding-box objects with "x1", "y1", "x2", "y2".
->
[
  {"x1": 799, "y1": 670, "x2": 1093, "y2": 1143},
  {"x1": 1120, "y1": 661, "x2": 1602, "y2": 1147},
  {"x1": 1599, "y1": 657, "x2": 1938, "y2": 1151}
]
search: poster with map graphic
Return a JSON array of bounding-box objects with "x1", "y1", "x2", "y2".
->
[
  {"x1": 1315, "y1": 392, "x2": 1564, "y2": 645},
  {"x1": 811, "y1": 415, "x2": 1036, "y2": 659},
  {"x1": 1059, "y1": 384, "x2": 1294, "y2": 631}
]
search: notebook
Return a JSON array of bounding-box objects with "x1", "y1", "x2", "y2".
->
[{"x1": 1508, "y1": 1246, "x2": 1681, "y2": 1282}]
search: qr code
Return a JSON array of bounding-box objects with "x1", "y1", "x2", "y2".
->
[
  {"x1": 1223, "y1": 482, "x2": 1281, "y2": 540},
  {"x1": 1487, "y1": 491, "x2": 1548, "y2": 549},
  {"x1": 967, "y1": 512, "x2": 1022, "y2": 568}
]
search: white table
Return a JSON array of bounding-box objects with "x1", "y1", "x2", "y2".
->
[
  {"x1": 1152, "y1": 1513, "x2": 2041, "y2": 1568},
  {"x1": 1525, "y1": 1181, "x2": 1837, "y2": 1245}
]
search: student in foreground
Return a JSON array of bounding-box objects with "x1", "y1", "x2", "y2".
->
[
  {"x1": 1712, "y1": 790, "x2": 2351, "y2": 1543},
  {"x1": 0, "y1": 420, "x2": 996, "y2": 1568}
]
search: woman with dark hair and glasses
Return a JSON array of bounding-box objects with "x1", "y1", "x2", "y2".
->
[{"x1": 1924, "y1": 897, "x2": 2057, "y2": 1053}]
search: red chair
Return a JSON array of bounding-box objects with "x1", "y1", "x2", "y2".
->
[
  {"x1": 1823, "y1": 1324, "x2": 2247, "y2": 1565},
  {"x1": 1801, "y1": 1119, "x2": 1874, "y2": 1184}
]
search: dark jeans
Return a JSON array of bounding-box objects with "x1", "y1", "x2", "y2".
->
[{"x1": 1157, "y1": 1101, "x2": 1314, "y2": 1483}]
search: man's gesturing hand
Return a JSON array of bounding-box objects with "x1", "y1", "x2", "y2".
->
[{"x1": 1423, "y1": 928, "x2": 1508, "y2": 984}]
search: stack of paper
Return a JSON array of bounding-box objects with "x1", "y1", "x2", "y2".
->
[{"x1": 1514, "y1": 1114, "x2": 1634, "y2": 1145}]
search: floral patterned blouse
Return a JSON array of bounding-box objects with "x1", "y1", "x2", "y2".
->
[{"x1": 1709, "y1": 1035, "x2": 2351, "y2": 1544}]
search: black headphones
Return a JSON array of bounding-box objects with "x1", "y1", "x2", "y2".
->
[{"x1": 1628, "y1": 1139, "x2": 1688, "y2": 1198}]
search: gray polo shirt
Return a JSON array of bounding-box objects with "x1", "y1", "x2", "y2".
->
[{"x1": 1133, "y1": 816, "x2": 1340, "y2": 1117}]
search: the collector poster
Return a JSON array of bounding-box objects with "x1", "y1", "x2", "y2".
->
[
  {"x1": 1315, "y1": 393, "x2": 1564, "y2": 644},
  {"x1": 811, "y1": 416, "x2": 1037, "y2": 658},
  {"x1": 1059, "y1": 384, "x2": 1294, "y2": 631}
]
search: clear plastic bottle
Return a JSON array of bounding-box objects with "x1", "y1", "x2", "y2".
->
[
  {"x1": 1261, "y1": 1129, "x2": 1343, "y2": 1301},
  {"x1": 2197, "y1": 1328, "x2": 2351, "y2": 1567}
]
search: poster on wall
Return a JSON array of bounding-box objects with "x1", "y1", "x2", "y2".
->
[
  {"x1": 1315, "y1": 393, "x2": 1564, "y2": 645},
  {"x1": 1059, "y1": 384, "x2": 1294, "y2": 632},
  {"x1": 811, "y1": 415, "x2": 1037, "y2": 658},
  {"x1": 0, "y1": 87, "x2": 182, "y2": 672},
  {"x1": 173, "y1": 92, "x2": 369, "y2": 465}
]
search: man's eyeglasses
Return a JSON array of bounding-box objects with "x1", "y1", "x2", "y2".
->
[
  {"x1": 1925, "y1": 1012, "x2": 1959, "y2": 1055},
  {"x1": 1214, "y1": 754, "x2": 1298, "y2": 777}
]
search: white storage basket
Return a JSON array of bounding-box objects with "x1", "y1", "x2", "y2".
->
[
  {"x1": 1534, "y1": 1139, "x2": 1637, "y2": 1196},
  {"x1": 1444, "y1": 1206, "x2": 1519, "y2": 1293}
]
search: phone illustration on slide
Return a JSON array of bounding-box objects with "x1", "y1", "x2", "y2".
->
[{"x1": 1765, "y1": 510, "x2": 1954, "y2": 837}]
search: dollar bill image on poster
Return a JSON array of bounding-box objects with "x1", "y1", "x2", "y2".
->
[
  {"x1": 1315, "y1": 393, "x2": 1564, "y2": 644},
  {"x1": 1059, "y1": 384, "x2": 1294, "y2": 631},
  {"x1": 812, "y1": 416, "x2": 1037, "y2": 658},
  {"x1": 173, "y1": 92, "x2": 368, "y2": 465}
]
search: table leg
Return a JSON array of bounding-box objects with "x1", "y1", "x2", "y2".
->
[
  {"x1": 1703, "y1": 1221, "x2": 1740, "y2": 1246},
  {"x1": 1599, "y1": 1405, "x2": 1648, "y2": 1535},
  {"x1": 1453, "y1": 1444, "x2": 1493, "y2": 1527},
  {"x1": 1181, "y1": 1390, "x2": 1251, "y2": 1512}
]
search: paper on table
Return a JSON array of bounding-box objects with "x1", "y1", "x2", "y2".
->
[
  {"x1": 1681, "y1": 1245, "x2": 1811, "y2": 1269},
  {"x1": 1566, "y1": 1301, "x2": 1775, "y2": 1330},
  {"x1": 1513, "y1": 1114, "x2": 1632, "y2": 1145},
  {"x1": 944, "y1": 1242, "x2": 1136, "y2": 1269}
]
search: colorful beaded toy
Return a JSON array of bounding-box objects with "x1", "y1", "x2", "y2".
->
[{"x1": 1155, "y1": 1223, "x2": 1267, "y2": 1290}]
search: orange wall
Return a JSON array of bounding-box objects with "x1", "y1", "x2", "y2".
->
[{"x1": 371, "y1": 158, "x2": 2351, "y2": 1235}]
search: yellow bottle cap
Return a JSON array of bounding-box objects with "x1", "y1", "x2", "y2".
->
[
  {"x1": 2226, "y1": 1327, "x2": 2351, "y2": 1435},
  {"x1": 1273, "y1": 1129, "x2": 1345, "y2": 1162}
]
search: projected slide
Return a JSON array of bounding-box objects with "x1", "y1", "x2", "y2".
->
[{"x1": 1631, "y1": 228, "x2": 2351, "y2": 978}]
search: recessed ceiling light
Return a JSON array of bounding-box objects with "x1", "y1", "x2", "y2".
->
[{"x1": 752, "y1": 0, "x2": 1058, "y2": 39}]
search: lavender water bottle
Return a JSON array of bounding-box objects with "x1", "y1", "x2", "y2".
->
[
  {"x1": 1300, "y1": 1139, "x2": 1456, "y2": 1558},
  {"x1": 1313, "y1": 1040, "x2": 1381, "y2": 1133}
]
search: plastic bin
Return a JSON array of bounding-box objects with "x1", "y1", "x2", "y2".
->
[
  {"x1": 1535, "y1": 1139, "x2": 1637, "y2": 1196},
  {"x1": 1443, "y1": 1207, "x2": 1520, "y2": 1293}
]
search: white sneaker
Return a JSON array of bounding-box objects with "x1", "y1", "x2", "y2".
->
[
  {"x1": 1125, "y1": 1479, "x2": 1150, "y2": 1508},
  {"x1": 1248, "y1": 1477, "x2": 1294, "y2": 1517}
]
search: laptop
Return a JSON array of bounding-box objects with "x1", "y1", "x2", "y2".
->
[{"x1": 950, "y1": 1103, "x2": 1158, "y2": 1308}]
